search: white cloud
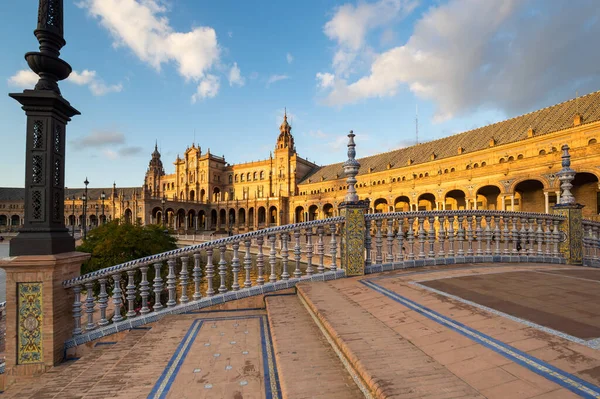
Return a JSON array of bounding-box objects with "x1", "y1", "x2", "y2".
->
[
  {"x1": 103, "y1": 149, "x2": 118, "y2": 160},
  {"x1": 68, "y1": 69, "x2": 123, "y2": 96},
  {"x1": 267, "y1": 74, "x2": 289, "y2": 87},
  {"x1": 7, "y1": 70, "x2": 39, "y2": 88},
  {"x1": 72, "y1": 131, "x2": 125, "y2": 149},
  {"x1": 228, "y1": 31, "x2": 233, "y2": 38},
  {"x1": 192, "y1": 74, "x2": 220, "y2": 102},
  {"x1": 228, "y1": 63, "x2": 245, "y2": 87},
  {"x1": 316, "y1": 72, "x2": 335, "y2": 89},
  {"x1": 68, "y1": 70, "x2": 96, "y2": 85},
  {"x1": 323, "y1": 0, "x2": 600, "y2": 120},
  {"x1": 78, "y1": 0, "x2": 223, "y2": 99},
  {"x1": 286, "y1": 53, "x2": 294, "y2": 64},
  {"x1": 307, "y1": 130, "x2": 328, "y2": 139}
]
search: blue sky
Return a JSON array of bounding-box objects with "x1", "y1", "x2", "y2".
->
[{"x1": 1, "y1": 0, "x2": 599, "y2": 189}]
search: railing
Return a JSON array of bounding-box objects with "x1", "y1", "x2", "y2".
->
[
  {"x1": 363, "y1": 210, "x2": 566, "y2": 273},
  {"x1": 62, "y1": 217, "x2": 345, "y2": 346},
  {"x1": 583, "y1": 219, "x2": 600, "y2": 267}
]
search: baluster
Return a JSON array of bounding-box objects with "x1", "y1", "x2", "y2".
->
[
  {"x1": 330, "y1": 223, "x2": 338, "y2": 271},
  {"x1": 484, "y1": 215, "x2": 492, "y2": 256},
  {"x1": 536, "y1": 218, "x2": 544, "y2": 256},
  {"x1": 98, "y1": 278, "x2": 109, "y2": 326},
  {"x1": 447, "y1": 215, "x2": 455, "y2": 257},
  {"x1": 475, "y1": 215, "x2": 483, "y2": 256},
  {"x1": 456, "y1": 215, "x2": 465, "y2": 256},
  {"x1": 365, "y1": 220, "x2": 372, "y2": 266},
  {"x1": 528, "y1": 217, "x2": 536, "y2": 256},
  {"x1": 218, "y1": 245, "x2": 228, "y2": 293},
  {"x1": 427, "y1": 215, "x2": 435, "y2": 258},
  {"x1": 269, "y1": 234, "x2": 278, "y2": 282},
  {"x1": 407, "y1": 216, "x2": 415, "y2": 260},
  {"x1": 244, "y1": 239, "x2": 252, "y2": 288},
  {"x1": 206, "y1": 248, "x2": 215, "y2": 296},
  {"x1": 231, "y1": 242, "x2": 240, "y2": 291},
  {"x1": 519, "y1": 217, "x2": 528, "y2": 255},
  {"x1": 502, "y1": 216, "x2": 510, "y2": 256},
  {"x1": 317, "y1": 227, "x2": 325, "y2": 273},
  {"x1": 466, "y1": 216, "x2": 474, "y2": 256},
  {"x1": 493, "y1": 216, "x2": 501, "y2": 256},
  {"x1": 193, "y1": 253, "x2": 202, "y2": 300},
  {"x1": 374, "y1": 219, "x2": 383, "y2": 264},
  {"x1": 281, "y1": 233, "x2": 290, "y2": 280},
  {"x1": 153, "y1": 262, "x2": 164, "y2": 310},
  {"x1": 386, "y1": 219, "x2": 394, "y2": 263},
  {"x1": 593, "y1": 225, "x2": 599, "y2": 262},
  {"x1": 72, "y1": 285, "x2": 82, "y2": 335},
  {"x1": 180, "y1": 256, "x2": 190, "y2": 302},
  {"x1": 306, "y1": 228, "x2": 314, "y2": 275},
  {"x1": 167, "y1": 258, "x2": 177, "y2": 306},
  {"x1": 84, "y1": 282, "x2": 95, "y2": 331},
  {"x1": 397, "y1": 218, "x2": 405, "y2": 261},
  {"x1": 256, "y1": 237, "x2": 265, "y2": 285},
  {"x1": 545, "y1": 219, "x2": 553, "y2": 257},
  {"x1": 438, "y1": 216, "x2": 446, "y2": 258},
  {"x1": 552, "y1": 220, "x2": 560, "y2": 257},
  {"x1": 511, "y1": 216, "x2": 519, "y2": 255},
  {"x1": 418, "y1": 217, "x2": 426, "y2": 259},
  {"x1": 112, "y1": 273, "x2": 123, "y2": 322},
  {"x1": 126, "y1": 270, "x2": 137, "y2": 317},
  {"x1": 139, "y1": 266, "x2": 150, "y2": 314},
  {"x1": 294, "y1": 229, "x2": 302, "y2": 278}
]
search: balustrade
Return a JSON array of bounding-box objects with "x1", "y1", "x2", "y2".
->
[{"x1": 583, "y1": 220, "x2": 600, "y2": 266}]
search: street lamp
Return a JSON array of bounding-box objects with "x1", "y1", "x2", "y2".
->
[
  {"x1": 95, "y1": 204, "x2": 99, "y2": 228},
  {"x1": 161, "y1": 196, "x2": 166, "y2": 227},
  {"x1": 71, "y1": 195, "x2": 75, "y2": 236},
  {"x1": 83, "y1": 177, "x2": 89, "y2": 240},
  {"x1": 101, "y1": 191, "x2": 106, "y2": 224}
]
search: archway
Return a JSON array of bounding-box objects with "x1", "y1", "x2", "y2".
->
[
  {"x1": 99, "y1": 215, "x2": 107, "y2": 225},
  {"x1": 219, "y1": 209, "x2": 227, "y2": 229},
  {"x1": 248, "y1": 207, "x2": 255, "y2": 228},
  {"x1": 188, "y1": 209, "x2": 196, "y2": 230},
  {"x1": 323, "y1": 203, "x2": 334, "y2": 217},
  {"x1": 67, "y1": 214, "x2": 75, "y2": 226},
  {"x1": 269, "y1": 206, "x2": 278, "y2": 225},
  {"x1": 165, "y1": 208, "x2": 175, "y2": 228},
  {"x1": 151, "y1": 206, "x2": 162, "y2": 224},
  {"x1": 189, "y1": 190, "x2": 195, "y2": 202},
  {"x1": 213, "y1": 187, "x2": 221, "y2": 202},
  {"x1": 476, "y1": 186, "x2": 501, "y2": 210},
  {"x1": 374, "y1": 198, "x2": 388, "y2": 213},
  {"x1": 89, "y1": 215, "x2": 98, "y2": 227},
  {"x1": 229, "y1": 208, "x2": 236, "y2": 228},
  {"x1": 514, "y1": 180, "x2": 545, "y2": 212},
  {"x1": 308, "y1": 205, "x2": 319, "y2": 221},
  {"x1": 198, "y1": 210, "x2": 206, "y2": 230},
  {"x1": 238, "y1": 208, "x2": 246, "y2": 225},
  {"x1": 258, "y1": 207, "x2": 266, "y2": 226},
  {"x1": 200, "y1": 189, "x2": 206, "y2": 202},
  {"x1": 445, "y1": 190, "x2": 466, "y2": 210},
  {"x1": 417, "y1": 193, "x2": 436, "y2": 211},
  {"x1": 394, "y1": 196, "x2": 410, "y2": 212},
  {"x1": 295, "y1": 206, "x2": 305, "y2": 223},
  {"x1": 210, "y1": 209, "x2": 218, "y2": 229},
  {"x1": 572, "y1": 172, "x2": 600, "y2": 217},
  {"x1": 11, "y1": 215, "x2": 20, "y2": 226},
  {"x1": 176, "y1": 209, "x2": 186, "y2": 229}
]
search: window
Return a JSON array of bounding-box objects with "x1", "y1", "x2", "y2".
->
[
  {"x1": 253, "y1": 172, "x2": 257, "y2": 180},
  {"x1": 589, "y1": 138, "x2": 597, "y2": 145},
  {"x1": 499, "y1": 158, "x2": 505, "y2": 163},
  {"x1": 450, "y1": 168, "x2": 455, "y2": 172},
  {"x1": 260, "y1": 171, "x2": 265, "y2": 180},
  {"x1": 473, "y1": 163, "x2": 479, "y2": 168},
  {"x1": 517, "y1": 154, "x2": 524, "y2": 160},
  {"x1": 247, "y1": 173, "x2": 251, "y2": 181},
  {"x1": 481, "y1": 162, "x2": 486, "y2": 167},
  {"x1": 539, "y1": 149, "x2": 546, "y2": 156},
  {"x1": 241, "y1": 174, "x2": 245, "y2": 182},
  {"x1": 508, "y1": 156, "x2": 514, "y2": 162},
  {"x1": 235, "y1": 174, "x2": 238, "y2": 182},
  {"x1": 228, "y1": 175, "x2": 233, "y2": 183}
]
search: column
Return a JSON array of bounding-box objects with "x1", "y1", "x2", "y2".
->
[
  {"x1": 544, "y1": 192, "x2": 549, "y2": 214},
  {"x1": 510, "y1": 195, "x2": 515, "y2": 211},
  {"x1": 555, "y1": 191, "x2": 561, "y2": 205},
  {"x1": 501, "y1": 196, "x2": 506, "y2": 211},
  {"x1": 473, "y1": 198, "x2": 478, "y2": 210}
]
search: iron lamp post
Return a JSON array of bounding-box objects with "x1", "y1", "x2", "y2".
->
[
  {"x1": 101, "y1": 191, "x2": 105, "y2": 224},
  {"x1": 83, "y1": 177, "x2": 88, "y2": 240}
]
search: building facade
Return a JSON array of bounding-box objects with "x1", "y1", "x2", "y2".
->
[{"x1": 2, "y1": 92, "x2": 600, "y2": 233}]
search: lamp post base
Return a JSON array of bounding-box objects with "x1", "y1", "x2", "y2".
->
[{"x1": 9, "y1": 229, "x2": 75, "y2": 256}]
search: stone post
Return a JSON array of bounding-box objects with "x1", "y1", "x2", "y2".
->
[
  {"x1": 1, "y1": 0, "x2": 90, "y2": 380},
  {"x1": 553, "y1": 145, "x2": 584, "y2": 265},
  {"x1": 338, "y1": 131, "x2": 369, "y2": 276}
]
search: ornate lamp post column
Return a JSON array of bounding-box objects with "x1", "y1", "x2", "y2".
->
[
  {"x1": 8, "y1": 0, "x2": 80, "y2": 255},
  {"x1": 82, "y1": 178, "x2": 88, "y2": 240},
  {"x1": 101, "y1": 190, "x2": 105, "y2": 224}
]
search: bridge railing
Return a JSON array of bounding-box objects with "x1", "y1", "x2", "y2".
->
[
  {"x1": 62, "y1": 217, "x2": 345, "y2": 345},
  {"x1": 363, "y1": 210, "x2": 566, "y2": 273},
  {"x1": 583, "y1": 219, "x2": 600, "y2": 267}
]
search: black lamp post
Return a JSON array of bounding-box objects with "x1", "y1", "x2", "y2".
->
[
  {"x1": 161, "y1": 196, "x2": 166, "y2": 227},
  {"x1": 8, "y1": 0, "x2": 80, "y2": 256},
  {"x1": 71, "y1": 195, "x2": 75, "y2": 236},
  {"x1": 101, "y1": 191, "x2": 105, "y2": 224},
  {"x1": 94, "y1": 203, "x2": 98, "y2": 227},
  {"x1": 82, "y1": 177, "x2": 88, "y2": 240}
]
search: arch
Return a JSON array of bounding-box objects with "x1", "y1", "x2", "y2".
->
[
  {"x1": 476, "y1": 185, "x2": 501, "y2": 210},
  {"x1": 517, "y1": 154, "x2": 524, "y2": 160},
  {"x1": 238, "y1": 208, "x2": 246, "y2": 225},
  {"x1": 508, "y1": 156, "x2": 514, "y2": 162},
  {"x1": 295, "y1": 206, "x2": 305, "y2": 223},
  {"x1": 89, "y1": 215, "x2": 98, "y2": 227},
  {"x1": 572, "y1": 172, "x2": 600, "y2": 218},
  {"x1": 248, "y1": 207, "x2": 255, "y2": 228},
  {"x1": 235, "y1": 174, "x2": 239, "y2": 183},
  {"x1": 241, "y1": 174, "x2": 245, "y2": 182},
  {"x1": 99, "y1": 215, "x2": 107, "y2": 225},
  {"x1": 444, "y1": 189, "x2": 466, "y2": 210},
  {"x1": 373, "y1": 198, "x2": 388, "y2": 213},
  {"x1": 247, "y1": 173, "x2": 251, "y2": 181},
  {"x1": 499, "y1": 158, "x2": 506, "y2": 163},
  {"x1": 589, "y1": 138, "x2": 597, "y2": 145},
  {"x1": 213, "y1": 187, "x2": 221, "y2": 202},
  {"x1": 67, "y1": 214, "x2": 75, "y2": 226},
  {"x1": 538, "y1": 149, "x2": 546, "y2": 156},
  {"x1": 188, "y1": 209, "x2": 196, "y2": 229},
  {"x1": 198, "y1": 210, "x2": 206, "y2": 230},
  {"x1": 323, "y1": 203, "x2": 334, "y2": 217},
  {"x1": 417, "y1": 193, "x2": 436, "y2": 211},
  {"x1": 257, "y1": 206, "x2": 266, "y2": 226},
  {"x1": 269, "y1": 206, "x2": 278, "y2": 225},
  {"x1": 189, "y1": 190, "x2": 195, "y2": 202},
  {"x1": 260, "y1": 171, "x2": 265, "y2": 180},
  {"x1": 124, "y1": 208, "x2": 133, "y2": 224},
  {"x1": 219, "y1": 209, "x2": 227, "y2": 229},
  {"x1": 394, "y1": 196, "x2": 410, "y2": 212},
  {"x1": 253, "y1": 172, "x2": 257, "y2": 180},
  {"x1": 210, "y1": 209, "x2": 218, "y2": 229},
  {"x1": 228, "y1": 208, "x2": 236, "y2": 228},
  {"x1": 176, "y1": 208, "x2": 186, "y2": 229},
  {"x1": 308, "y1": 205, "x2": 319, "y2": 221},
  {"x1": 514, "y1": 179, "x2": 545, "y2": 212},
  {"x1": 200, "y1": 189, "x2": 206, "y2": 202},
  {"x1": 450, "y1": 168, "x2": 455, "y2": 172},
  {"x1": 151, "y1": 206, "x2": 162, "y2": 224}
]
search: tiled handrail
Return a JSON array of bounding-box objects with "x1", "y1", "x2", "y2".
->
[
  {"x1": 63, "y1": 217, "x2": 345, "y2": 337},
  {"x1": 583, "y1": 219, "x2": 600, "y2": 264},
  {"x1": 364, "y1": 210, "x2": 566, "y2": 269}
]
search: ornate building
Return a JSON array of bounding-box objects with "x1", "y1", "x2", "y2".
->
[{"x1": 2, "y1": 92, "x2": 600, "y2": 233}]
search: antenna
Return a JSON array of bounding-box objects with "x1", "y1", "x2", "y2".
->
[{"x1": 415, "y1": 104, "x2": 419, "y2": 145}]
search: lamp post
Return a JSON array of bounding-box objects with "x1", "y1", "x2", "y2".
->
[
  {"x1": 83, "y1": 177, "x2": 88, "y2": 240},
  {"x1": 71, "y1": 195, "x2": 75, "y2": 236},
  {"x1": 101, "y1": 191, "x2": 105, "y2": 224},
  {"x1": 161, "y1": 196, "x2": 166, "y2": 227},
  {"x1": 94, "y1": 204, "x2": 98, "y2": 228}
]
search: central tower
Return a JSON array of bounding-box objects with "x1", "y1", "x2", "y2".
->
[{"x1": 273, "y1": 110, "x2": 296, "y2": 197}]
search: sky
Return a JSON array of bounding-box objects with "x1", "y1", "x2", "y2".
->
[{"x1": 1, "y1": 0, "x2": 599, "y2": 189}]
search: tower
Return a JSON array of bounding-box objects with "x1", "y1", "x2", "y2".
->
[
  {"x1": 274, "y1": 110, "x2": 296, "y2": 198},
  {"x1": 144, "y1": 141, "x2": 165, "y2": 198}
]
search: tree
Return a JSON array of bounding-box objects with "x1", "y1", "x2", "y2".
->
[{"x1": 77, "y1": 221, "x2": 177, "y2": 275}]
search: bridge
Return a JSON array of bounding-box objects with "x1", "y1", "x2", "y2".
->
[{"x1": 3, "y1": 2, "x2": 600, "y2": 398}]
